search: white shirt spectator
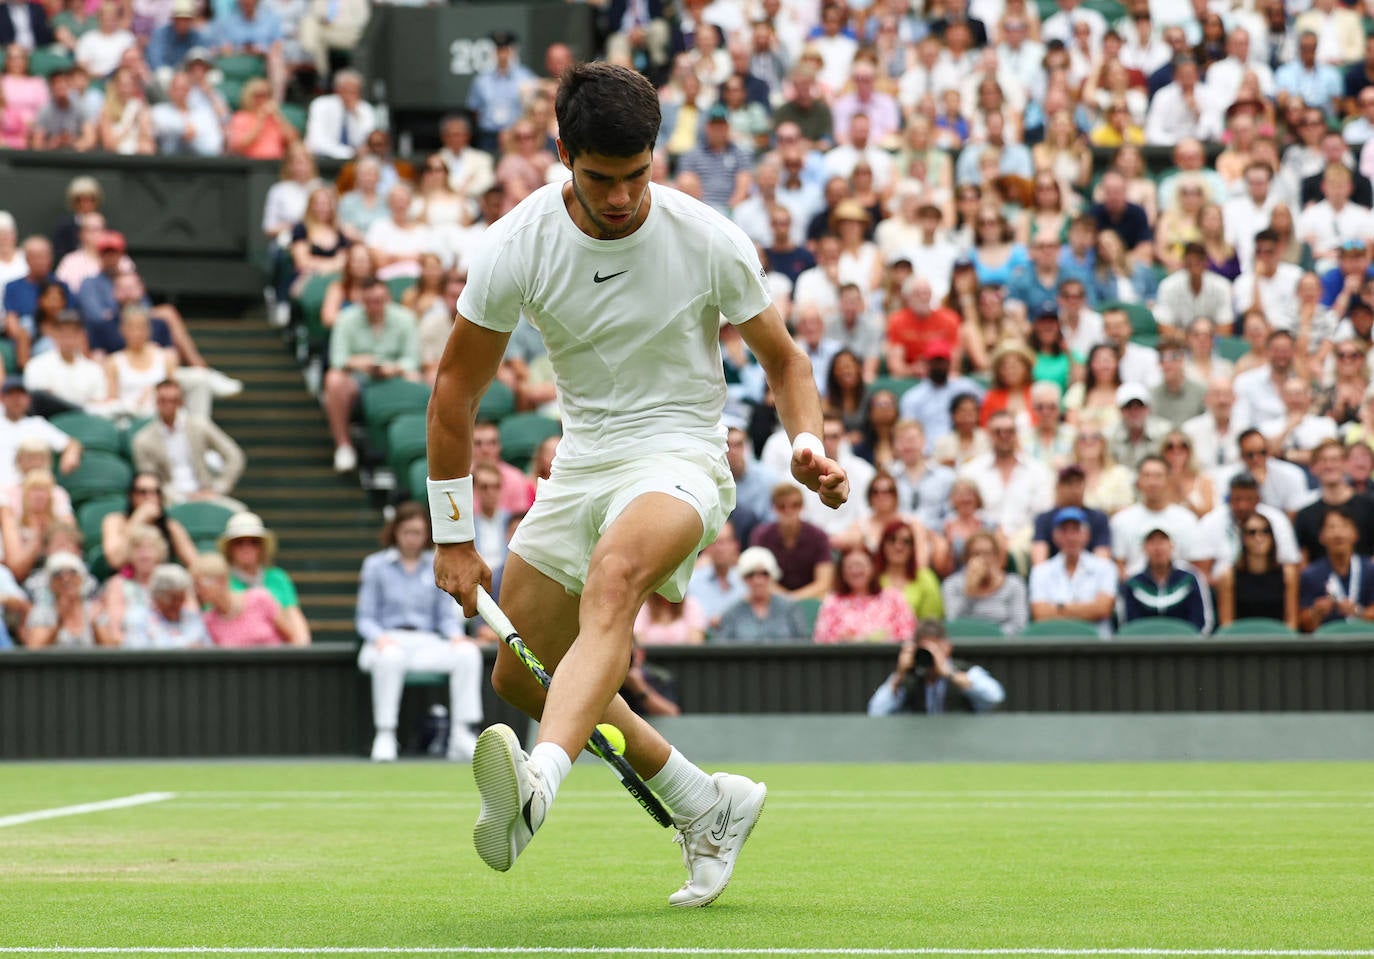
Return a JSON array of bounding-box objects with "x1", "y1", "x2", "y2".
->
[
  {"x1": 1154, "y1": 270, "x2": 1234, "y2": 331},
  {"x1": 1232, "y1": 262, "x2": 1303, "y2": 332},
  {"x1": 157, "y1": 413, "x2": 198, "y2": 498},
  {"x1": 75, "y1": 28, "x2": 136, "y2": 78},
  {"x1": 1143, "y1": 82, "x2": 1225, "y2": 146},
  {"x1": 995, "y1": 40, "x2": 1047, "y2": 96},
  {"x1": 822, "y1": 143, "x2": 895, "y2": 190},
  {"x1": 810, "y1": 31, "x2": 859, "y2": 94},
  {"x1": 1218, "y1": 459, "x2": 1316, "y2": 514},
  {"x1": 1110, "y1": 503, "x2": 1207, "y2": 573},
  {"x1": 1196, "y1": 502, "x2": 1301, "y2": 575},
  {"x1": 792, "y1": 265, "x2": 840, "y2": 316},
  {"x1": 0, "y1": 416, "x2": 70, "y2": 489},
  {"x1": 1222, "y1": 192, "x2": 1278, "y2": 272},
  {"x1": 958, "y1": 452, "x2": 1055, "y2": 541},
  {"x1": 1205, "y1": 56, "x2": 1275, "y2": 110},
  {"x1": 22, "y1": 351, "x2": 109, "y2": 412},
  {"x1": 1233, "y1": 365, "x2": 1288, "y2": 430},
  {"x1": 1183, "y1": 411, "x2": 1244, "y2": 470},
  {"x1": 1260, "y1": 412, "x2": 1338, "y2": 456},
  {"x1": 1297, "y1": 201, "x2": 1374, "y2": 269},
  {"x1": 1119, "y1": 341, "x2": 1163, "y2": 388},
  {"x1": 896, "y1": 59, "x2": 961, "y2": 109},
  {"x1": 364, "y1": 218, "x2": 434, "y2": 281},
  {"x1": 1027, "y1": 551, "x2": 1119, "y2": 639},
  {"x1": 1041, "y1": 6, "x2": 1107, "y2": 48},
  {"x1": 304, "y1": 93, "x2": 377, "y2": 160},
  {"x1": 897, "y1": 237, "x2": 959, "y2": 301}
]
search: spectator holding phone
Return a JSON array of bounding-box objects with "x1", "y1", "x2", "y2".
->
[{"x1": 866, "y1": 619, "x2": 1006, "y2": 715}]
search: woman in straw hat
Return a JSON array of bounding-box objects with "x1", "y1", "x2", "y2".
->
[
  {"x1": 978, "y1": 340, "x2": 1036, "y2": 429},
  {"x1": 831, "y1": 199, "x2": 883, "y2": 296},
  {"x1": 218, "y1": 511, "x2": 311, "y2": 646}
]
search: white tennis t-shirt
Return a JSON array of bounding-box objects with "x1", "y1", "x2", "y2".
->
[{"x1": 457, "y1": 182, "x2": 772, "y2": 463}]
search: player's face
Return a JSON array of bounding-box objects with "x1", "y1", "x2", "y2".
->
[{"x1": 561, "y1": 146, "x2": 654, "y2": 240}]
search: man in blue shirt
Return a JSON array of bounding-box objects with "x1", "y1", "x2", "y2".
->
[
  {"x1": 148, "y1": 0, "x2": 207, "y2": 72},
  {"x1": 2, "y1": 235, "x2": 63, "y2": 362},
  {"x1": 896, "y1": 340, "x2": 984, "y2": 451},
  {"x1": 677, "y1": 104, "x2": 753, "y2": 213},
  {"x1": 1298, "y1": 506, "x2": 1374, "y2": 632},
  {"x1": 213, "y1": 0, "x2": 285, "y2": 100},
  {"x1": 1319, "y1": 239, "x2": 1374, "y2": 308},
  {"x1": 1276, "y1": 31, "x2": 1343, "y2": 121},
  {"x1": 466, "y1": 31, "x2": 537, "y2": 153}
]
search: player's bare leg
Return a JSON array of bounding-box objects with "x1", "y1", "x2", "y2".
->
[{"x1": 472, "y1": 496, "x2": 767, "y2": 905}]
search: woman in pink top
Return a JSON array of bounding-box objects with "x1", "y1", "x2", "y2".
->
[
  {"x1": 226, "y1": 79, "x2": 297, "y2": 161},
  {"x1": 192, "y1": 552, "x2": 307, "y2": 647},
  {"x1": 632, "y1": 593, "x2": 706, "y2": 645},
  {"x1": 813, "y1": 547, "x2": 916, "y2": 644},
  {"x1": 2, "y1": 45, "x2": 50, "y2": 138}
]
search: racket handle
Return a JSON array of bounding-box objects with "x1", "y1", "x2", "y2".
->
[{"x1": 476, "y1": 585, "x2": 516, "y2": 640}]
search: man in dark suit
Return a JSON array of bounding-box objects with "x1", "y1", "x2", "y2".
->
[
  {"x1": 928, "y1": 0, "x2": 988, "y2": 47},
  {"x1": 599, "y1": 0, "x2": 676, "y2": 84},
  {"x1": 1300, "y1": 132, "x2": 1374, "y2": 208},
  {"x1": 0, "y1": 0, "x2": 55, "y2": 49},
  {"x1": 866, "y1": 620, "x2": 1006, "y2": 715}
]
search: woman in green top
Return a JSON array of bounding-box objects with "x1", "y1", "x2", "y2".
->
[
  {"x1": 874, "y1": 520, "x2": 943, "y2": 621},
  {"x1": 1027, "y1": 309, "x2": 1075, "y2": 394},
  {"x1": 218, "y1": 512, "x2": 311, "y2": 644}
]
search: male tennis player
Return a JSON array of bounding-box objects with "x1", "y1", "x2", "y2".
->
[{"x1": 427, "y1": 62, "x2": 848, "y2": 907}]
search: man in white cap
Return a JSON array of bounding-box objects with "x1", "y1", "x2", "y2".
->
[{"x1": 1109, "y1": 382, "x2": 1170, "y2": 470}]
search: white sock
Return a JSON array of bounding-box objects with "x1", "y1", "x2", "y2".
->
[
  {"x1": 529, "y1": 742, "x2": 572, "y2": 803},
  {"x1": 646, "y1": 747, "x2": 719, "y2": 822}
]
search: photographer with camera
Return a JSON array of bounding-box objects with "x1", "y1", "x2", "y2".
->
[{"x1": 866, "y1": 619, "x2": 1005, "y2": 716}]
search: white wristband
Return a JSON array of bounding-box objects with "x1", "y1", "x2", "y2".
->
[
  {"x1": 427, "y1": 476, "x2": 475, "y2": 544},
  {"x1": 792, "y1": 431, "x2": 824, "y2": 459}
]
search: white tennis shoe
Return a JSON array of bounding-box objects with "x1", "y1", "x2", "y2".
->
[
  {"x1": 669, "y1": 772, "x2": 767, "y2": 907},
  {"x1": 471, "y1": 724, "x2": 546, "y2": 872}
]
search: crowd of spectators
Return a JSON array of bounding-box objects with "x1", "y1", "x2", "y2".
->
[{"x1": 12, "y1": 0, "x2": 1374, "y2": 668}]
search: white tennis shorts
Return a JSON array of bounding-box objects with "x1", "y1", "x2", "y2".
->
[{"x1": 508, "y1": 444, "x2": 736, "y2": 602}]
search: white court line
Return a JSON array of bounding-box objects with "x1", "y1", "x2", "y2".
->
[
  {"x1": 174, "y1": 790, "x2": 1374, "y2": 800},
  {"x1": 166, "y1": 800, "x2": 1374, "y2": 812},
  {"x1": 3, "y1": 949, "x2": 1374, "y2": 956},
  {"x1": 0, "y1": 792, "x2": 176, "y2": 829}
]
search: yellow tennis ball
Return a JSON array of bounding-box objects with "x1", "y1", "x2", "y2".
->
[{"x1": 595, "y1": 723, "x2": 626, "y2": 756}]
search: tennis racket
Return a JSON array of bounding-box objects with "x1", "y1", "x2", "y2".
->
[{"x1": 475, "y1": 586, "x2": 674, "y2": 828}]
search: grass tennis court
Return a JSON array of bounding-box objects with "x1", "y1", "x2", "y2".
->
[{"x1": 2, "y1": 761, "x2": 1371, "y2": 956}]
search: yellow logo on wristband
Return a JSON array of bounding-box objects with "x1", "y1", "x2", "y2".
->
[{"x1": 445, "y1": 493, "x2": 462, "y2": 521}]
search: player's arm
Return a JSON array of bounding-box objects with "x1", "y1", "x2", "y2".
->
[
  {"x1": 427, "y1": 312, "x2": 511, "y2": 616},
  {"x1": 736, "y1": 303, "x2": 848, "y2": 509}
]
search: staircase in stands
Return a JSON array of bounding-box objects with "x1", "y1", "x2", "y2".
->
[{"x1": 192, "y1": 319, "x2": 378, "y2": 645}]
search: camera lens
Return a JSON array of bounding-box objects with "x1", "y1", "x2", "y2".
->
[{"x1": 914, "y1": 647, "x2": 934, "y2": 669}]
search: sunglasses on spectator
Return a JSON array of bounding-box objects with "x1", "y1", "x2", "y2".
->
[
  {"x1": 888, "y1": 535, "x2": 914, "y2": 545},
  {"x1": 1165, "y1": 442, "x2": 1190, "y2": 451},
  {"x1": 1243, "y1": 525, "x2": 1272, "y2": 537},
  {"x1": 1241, "y1": 448, "x2": 1267, "y2": 460},
  {"x1": 132, "y1": 485, "x2": 160, "y2": 496},
  {"x1": 1338, "y1": 351, "x2": 1363, "y2": 360},
  {"x1": 871, "y1": 486, "x2": 897, "y2": 495}
]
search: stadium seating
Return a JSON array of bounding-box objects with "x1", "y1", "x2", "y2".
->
[
  {"x1": 167, "y1": 502, "x2": 237, "y2": 549},
  {"x1": 1214, "y1": 337, "x2": 1251, "y2": 362},
  {"x1": 385, "y1": 411, "x2": 429, "y2": 478},
  {"x1": 1213, "y1": 618, "x2": 1298, "y2": 638},
  {"x1": 944, "y1": 618, "x2": 1004, "y2": 640},
  {"x1": 497, "y1": 413, "x2": 561, "y2": 471},
  {"x1": 361, "y1": 379, "x2": 430, "y2": 453},
  {"x1": 795, "y1": 597, "x2": 821, "y2": 636},
  {"x1": 58, "y1": 451, "x2": 133, "y2": 507},
  {"x1": 1313, "y1": 620, "x2": 1373, "y2": 637},
  {"x1": 1116, "y1": 619, "x2": 1202, "y2": 638},
  {"x1": 1019, "y1": 619, "x2": 1101, "y2": 639},
  {"x1": 868, "y1": 376, "x2": 919, "y2": 400},
  {"x1": 476, "y1": 380, "x2": 516, "y2": 424},
  {"x1": 76, "y1": 494, "x2": 127, "y2": 549},
  {"x1": 50, "y1": 412, "x2": 122, "y2": 457}
]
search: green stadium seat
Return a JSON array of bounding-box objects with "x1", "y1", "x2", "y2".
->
[
  {"x1": 385, "y1": 411, "x2": 428, "y2": 477},
  {"x1": 280, "y1": 102, "x2": 307, "y2": 135},
  {"x1": 58, "y1": 450, "x2": 133, "y2": 507},
  {"x1": 868, "y1": 376, "x2": 919, "y2": 401},
  {"x1": 167, "y1": 501, "x2": 237, "y2": 543},
  {"x1": 386, "y1": 276, "x2": 414, "y2": 303},
  {"x1": 944, "y1": 617, "x2": 1004, "y2": 640},
  {"x1": 0, "y1": 338, "x2": 17, "y2": 375},
  {"x1": 216, "y1": 53, "x2": 266, "y2": 82},
  {"x1": 294, "y1": 272, "x2": 336, "y2": 356},
  {"x1": 1213, "y1": 618, "x2": 1298, "y2": 638},
  {"x1": 408, "y1": 457, "x2": 429, "y2": 501},
  {"x1": 76, "y1": 494, "x2": 127, "y2": 549},
  {"x1": 1215, "y1": 337, "x2": 1250, "y2": 362},
  {"x1": 1314, "y1": 620, "x2": 1374, "y2": 636},
  {"x1": 497, "y1": 412, "x2": 561, "y2": 471},
  {"x1": 406, "y1": 671, "x2": 449, "y2": 686},
  {"x1": 85, "y1": 542, "x2": 112, "y2": 582},
  {"x1": 362, "y1": 378, "x2": 430, "y2": 452},
  {"x1": 29, "y1": 49, "x2": 74, "y2": 77},
  {"x1": 1105, "y1": 301, "x2": 1158, "y2": 340},
  {"x1": 795, "y1": 596, "x2": 821, "y2": 638},
  {"x1": 1116, "y1": 618, "x2": 1202, "y2": 638},
  {"x1": 50, "y1": 411, "x2": 122, "y2": 456},
  {"x1": 1083, "y1": 0, "x2": 1125, "y2": 19},
  {"x1": 217, "y1": 78, "x2": 245, "y2": 110},
  {"x1": 1018, "y1": 619, "x2": 1102, "y2": 639},
  {"x1": 120, "y1": 416, "x2": 152, "y2": 460},
  {"x1": 476, "y1": 379, "x2": 516, "y2": 424}
]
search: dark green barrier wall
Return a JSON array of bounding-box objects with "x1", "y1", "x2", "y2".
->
[{"x1": 1, "y1": 634, "x2": 1370, "y2": 758}]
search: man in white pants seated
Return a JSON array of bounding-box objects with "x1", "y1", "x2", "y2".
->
[{"x1": 355, "y1": 502, "x2": 485, "y2": 762}]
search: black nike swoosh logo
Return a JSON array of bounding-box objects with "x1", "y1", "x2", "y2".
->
[
  {"x1": 675, "y1": 484, "x2": 703, "y2": 507},
  {"x1": 709, "y1": 801, "x2": 732, "y2": 842},
  {"x1": 521, "y1": 795, "x2": 535, "y2": 833},
  {"x1": 593, "y1": 270, "x2": 628, "y2": 283}
]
